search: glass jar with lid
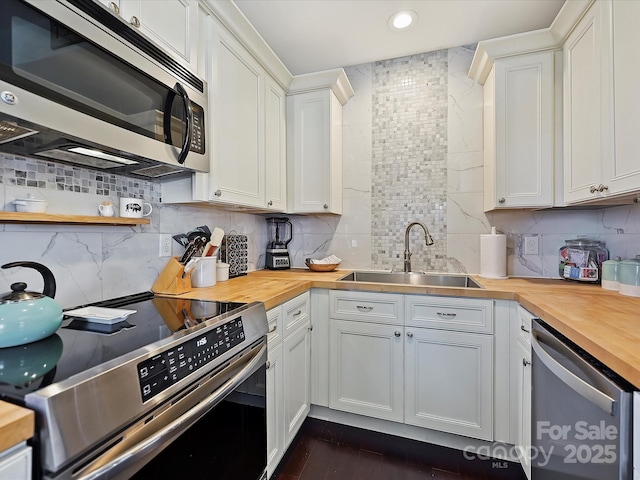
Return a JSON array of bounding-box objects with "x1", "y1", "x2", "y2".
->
[{"x1": 558, "y1": 238, "x2": 608, "y2": 283}]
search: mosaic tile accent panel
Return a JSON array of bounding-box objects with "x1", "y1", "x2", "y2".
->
[
  {"x1": 371, "y1": 51, "x2": 448, "y2": 272},
  {"x1": 0, "y1": 153, "x2": 160, "y2": 201}
]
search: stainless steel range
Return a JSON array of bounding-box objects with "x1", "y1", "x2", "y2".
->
[{"x1": 0, "y1": 292, "x2": 268, "y2": 480}]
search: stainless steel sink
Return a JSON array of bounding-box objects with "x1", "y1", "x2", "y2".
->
[{"x1": 337, "y1": 271, "x2": 483, "y2": 288}]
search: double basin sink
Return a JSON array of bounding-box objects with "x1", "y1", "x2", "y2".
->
[{"x1": 337, "y1": 271, "x2": 482, "y2": 289}]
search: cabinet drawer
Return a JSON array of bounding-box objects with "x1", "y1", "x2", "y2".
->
[
  {"x1": 516, "y1": 305, "x2": 534, "y2": 344},
  {"x1": 329, "y1": 290, "x2": 403, "y2": 325},
  {"x1": 405, "y1": 296, "x2": 493, "y2": 334},
  {"x1": 266, "y1": 305, "x2": 283, "y2": 346},
  {"x1": 282, "y1": 292, "x2": 310, "y2": 336}
]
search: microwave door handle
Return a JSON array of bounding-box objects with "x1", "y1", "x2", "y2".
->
[
  {"x1": 163, "y1": 82, "x2": 192, "y2": 165},
  {"x1": 531, "y1": 329, "x2": 616, "y2": 415}
]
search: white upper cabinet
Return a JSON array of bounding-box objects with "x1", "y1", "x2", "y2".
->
[
  {"x1": 483, "y1": 52, "x2": 555, "y2": 210},
  {"x1": 208, "y1": 19, "x2": 265, "y2": 207},
  {"x1": 99, "y1": 0, "x2": 199, "y2": 72},
  {"x1": 286, "y1": 70, "x2": 354, "y2": 215},
  {"x1": 564, "y1": 0, "x2": 640, "y2": 204},
  {"x1": 264, "y1": 76, "x2": 288, "y2": 212}
]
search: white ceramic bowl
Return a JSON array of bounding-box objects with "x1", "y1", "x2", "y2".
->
[{"x1": 13, "y1": 194, "x2": 47, "y2": 213}]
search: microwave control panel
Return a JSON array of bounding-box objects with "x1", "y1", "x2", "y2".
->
[
  {"x1": 189, "y1": 102, "x2": 205, "y2": 154},
  {"x1": 137, "y1": 317, "x2": 245, "y2": 401}
]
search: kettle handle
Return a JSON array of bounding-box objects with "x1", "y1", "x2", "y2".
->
[{"x1": 1, "y1": 261, "x2": 57, "y2": 298}]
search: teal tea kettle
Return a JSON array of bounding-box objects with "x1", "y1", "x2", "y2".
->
[{"x1": 0, "y1": 261, "x2": 63, "y2": 348}]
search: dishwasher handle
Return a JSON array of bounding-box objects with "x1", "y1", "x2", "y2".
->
[{"x1": 531, "y1": 327, "x2": 616, "y2": 415}]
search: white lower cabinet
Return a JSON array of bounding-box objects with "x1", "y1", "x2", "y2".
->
[
  {"x1": 329, "y1": 320, "x2": 404, "y2": 422},
  {"x1": 514, "y1": 305, "x2": 533, "y2": 479},
  {"x1": 0, "y1": 444, "x2": 31, "y2": 480},
  {"x1": 404, "y1": 327, "x2": 493, "y2": 441},
  {"x1": 327, "y1": 290, "x2": 495, "y2": 442},
  {"x1": 266, "y1": 292, "x2": 311, "y2": 478}
]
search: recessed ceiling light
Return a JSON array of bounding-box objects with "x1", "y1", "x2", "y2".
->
[{"x1": 388, "y1": 10, "x2": 417, "y2": 31}]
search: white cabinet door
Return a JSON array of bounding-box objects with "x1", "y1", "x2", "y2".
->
[
  {"x1": 516, "y1": 336, "x2": 532, "y2": 479},
  {"x1": 287, "y1": 89, "x2": 343, "y2": 214},
  {"x1": 563, "y1": 1, "x2": 607, "y2": 204},
  {"x1": 283, "y1": 321, "x2": 311, "y2": 447},
  {"x1": 119, "y1": 0, "x2": 198, "y2": 71},
  {"x1": 208, "y1": 19, "x2": 265, "y2": 208},
  {"x1": 606, "y1": 0, "x2": 640, "y2": 196},
  {"x1": 329, "y1": 320, "x2": 404, "y2": 422},
  {"x1": 484, "y1": 52, "x2": 555, "y2": 210},
  {"x1": 264, "y1": 76, "x2": 287, "y2": 212},
  {"x1": 266, "y1": 340, "x2": 284, "y2": 478},
  {"x1": 404, "y1": 327, "x2": 494, "y2": 441},
  {"x1": 0, "y1": 445, "x2": 31, "y2": 480}
]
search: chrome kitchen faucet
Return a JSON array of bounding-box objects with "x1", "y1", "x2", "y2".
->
[{"x1": 404, "y1": 221, "x2": 434, "y2": 273}]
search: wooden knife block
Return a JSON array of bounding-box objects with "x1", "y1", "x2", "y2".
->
[{"x1": 152, "y1": 257, "x2": 192, "y2": 295}]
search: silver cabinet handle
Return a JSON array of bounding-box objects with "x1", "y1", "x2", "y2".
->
[
  {"x1": 356, "y1": 305, "x2": 373, "y2": 312},
  {"x1": 436, "y1": 312, "x2": 457, "y2": 318},
  {"x1": 308, "y1": 325, "x2": 313, "y2": 331},
  {"x1": 293, "y1": 310, "x2": 302, "y2": 316},
  {"x1": 323, "y1": 203, "x2": 329, "y2": 209},
  {"x1": 267, "y1": 200, "x2": 273, "y2": 206},
  {"x1": 130, "y1": 15, "x2": 140, "y2": 28},
  {"x1": 520, "y1": 325, "x2": 530, "y2": 333},
  {"x1": 407, "y1": 332, "x2": 414, "y2": 338},
  {"x1": 522, "y1": 358, "x2": 531, "y2": 366},
  {"x1": 590, "y1": 185, "x2": 598, "y2": 194},
  {"x1": 599, "y1": 184, "x2": 609, "y2": 192},
  {"x1": 498, "y1": 197, "x2": 506, "y2": 204},
  {"x1": 214, "y1": 189, "x2": 222, "y2": 197},
  {"x1": 394, "y1": 331, "x2": 401, "y2": 337},
  {"x1": 266, "y1": 360, "x2": 271, "y2": 369},
  {"x1": 268, "y1": 325, "x2": 277, "y2": 333},
  {"x1": 109, "y1": 2, "x2": 120, "y2": 14}
]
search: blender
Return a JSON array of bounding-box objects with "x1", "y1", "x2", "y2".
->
[{"x1": 265, "y1": 217, "x2": 292, "y2": 269}]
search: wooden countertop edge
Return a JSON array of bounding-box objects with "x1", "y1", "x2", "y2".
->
[{"x1": 0, "y1": 402, "x2": 34, "y2": 453}]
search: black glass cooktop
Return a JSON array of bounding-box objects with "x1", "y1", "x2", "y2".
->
[{"x1": 0, "y1": 292, "x2": 245, "y2": 403}]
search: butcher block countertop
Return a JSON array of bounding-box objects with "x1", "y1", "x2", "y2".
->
[
  {"x1": 176, "y1": 268, "x2": 640, "y2": 389},
  {"x1": 4, "y1": 268, "x2": 639, "y2": 452}
]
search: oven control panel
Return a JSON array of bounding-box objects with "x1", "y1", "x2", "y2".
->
[{"x1": 137, "y1": 317, "x2": 245, "y2": 401}]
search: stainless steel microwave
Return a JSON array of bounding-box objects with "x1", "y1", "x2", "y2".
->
[{"x1": 0, "y1": 0, "x2": 208, "y2": 179}]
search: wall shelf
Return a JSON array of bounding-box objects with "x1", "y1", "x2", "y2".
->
[{"x1": 0, "y1": 212, "x2": 150, "y2": 226}]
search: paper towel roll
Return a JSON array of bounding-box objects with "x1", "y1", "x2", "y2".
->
[{"x1": 480, "y1": 227, "x2": 507, "y2": 279}]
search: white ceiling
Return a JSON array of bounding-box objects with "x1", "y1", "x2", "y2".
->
[{"x1": 233, "y1": 0, "x2": 565, "y2": 76}]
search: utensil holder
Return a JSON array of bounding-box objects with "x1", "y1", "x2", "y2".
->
[{"x1": 151, "y1": 257, "x2": 192, "y2": 295}]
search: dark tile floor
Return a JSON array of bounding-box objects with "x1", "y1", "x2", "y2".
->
[{"x1": 272, "y1": 418, "x2": 526, "y2": 480}]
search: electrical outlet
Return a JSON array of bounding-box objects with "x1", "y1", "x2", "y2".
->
[
  {"x1": 524, "y1": 235, "x2": 539, "y2": 255},
  {"x1": 159, "y1": 234, "x2": 172, "y2": 257}
]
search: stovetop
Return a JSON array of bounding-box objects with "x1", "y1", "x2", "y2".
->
[{"x1": 0, "y1": 292, "x2": 246, "y2": 403}]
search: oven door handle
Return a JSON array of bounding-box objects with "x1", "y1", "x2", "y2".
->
[
  {"x1": 76, "y1": 343, "x2": 266, "y2": 480},
  {"x1": 531, "y1": 329, "x2": 616, "y2": 415}
]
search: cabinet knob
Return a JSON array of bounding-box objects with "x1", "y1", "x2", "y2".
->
[
  {"x1": 522, "y1": 358, "x2": 531, "y2": 367},
  {"x1": 323, "y1": 204, "x2": 329, "y2": 209},
  {"x1": 394, "y1": 331, "x2": 401, "y2": 337},
  {"x1": 266, "y1": 360, "x2": 271, "y2": 369},
  {"x1": 214, "y1": 189, "x2": 222, "y2": 197},
  {"x1": 498, "y1": 197, "x2": 506, "y2": 204},
  {"x1": 598, "y1": 184, "x2": 609, "y2": 192},
  {"x1": 130, "y1": 16, "x2": 140, "y2": 28},
  {"x1": 308, "y1": 325, "x2": 314, "y2": 331},
  {"x1": 407, "y1": 332, "x2": 414, "y2": 338},
  {"x1": 267, "y1": 200, "x2": 273, "y2": 206},
  {"x1": 109, "y1": 2, "x2": 120, "y2": 14},
  {"x1": 590, "y1": 185, "x2": 598, "y2": 194}
]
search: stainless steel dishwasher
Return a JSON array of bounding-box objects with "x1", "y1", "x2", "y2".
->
[{"x1": 531, "y1": 319, "x2": 634, "y2": 479}]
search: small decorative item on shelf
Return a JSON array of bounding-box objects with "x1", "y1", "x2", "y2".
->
[
  {"x1": 98, "y1": 201, "x2": 115, "y2": 217},
  {"x1": 13, "y1": 193, "x2": 47, "y2": 213},
  {"x1": 305, "y1": 255, "x2": 342, "y2": 272}
]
